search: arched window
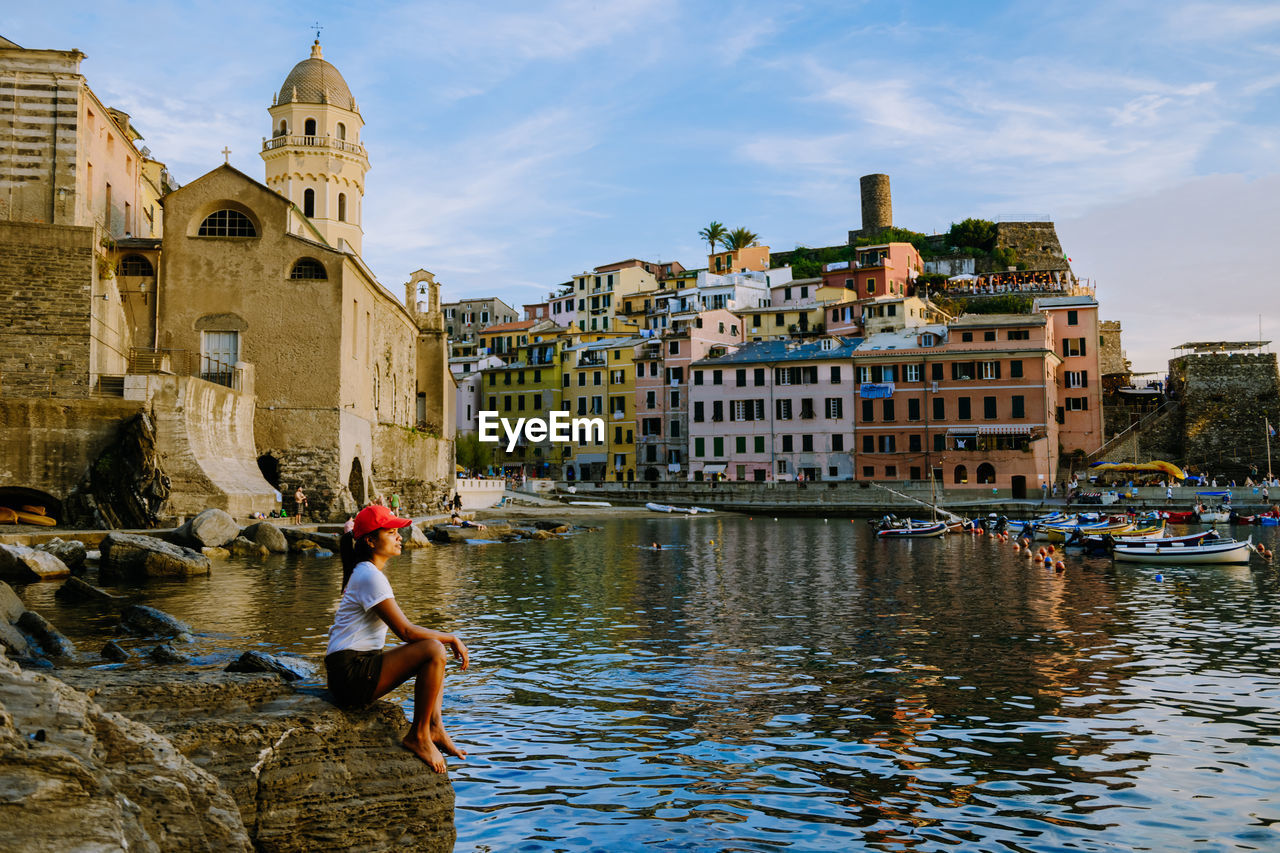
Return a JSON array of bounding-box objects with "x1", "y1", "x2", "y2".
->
[
  {"x1": 337, "y1": 193, "x2": 346, "y2": 222},
  {"x1": 976, "y1": 463, "x2": 996, "y2": 484},
  {"x1": 277, "y1": 119, "x2": 288, "y2": 136},
  {"x1": 954, "y1": 465, "x2": 968, "y2": 484},
  {"x1": 336, "y1": 122, "x2": 346, "y2": 140},
  {"x1": 303, "y1": 188, "x2": 315, "y2": 218},
  {"x1": 117, "y1": 254, "x2": 154, "y2": 276},
  {"x1": 304, "y1": 118, "x2": 317, "y2": 136},
  {"x1": 197, "y1": 209, "x2": 256, "y2": 237},
  {"x1": 290, "y1": 258, "x2": 327, "y2": 280}
]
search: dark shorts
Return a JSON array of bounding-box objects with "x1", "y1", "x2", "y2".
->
[{"x1": 325, "y1": 649, "x2": 384, "y2": 708}]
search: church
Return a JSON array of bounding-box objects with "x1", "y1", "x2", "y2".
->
[{"x1": 0, "y1": 35, "x2": 455, "y2": 522}]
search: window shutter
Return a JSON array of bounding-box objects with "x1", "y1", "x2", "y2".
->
[{"x1": 1082, "y1": 370, "x2": 1089, "y2": 386}]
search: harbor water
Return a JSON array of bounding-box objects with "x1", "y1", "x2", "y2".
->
[{"x1": 17, "y1": 516, "x2": 1280, "y2": 852}]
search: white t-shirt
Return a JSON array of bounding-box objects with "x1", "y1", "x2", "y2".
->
[{"x1": 325, "y1": 562, "x2": 394, "y2": 655}]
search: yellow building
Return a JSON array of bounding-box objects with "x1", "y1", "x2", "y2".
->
[
  {"x1": 569, "y1": 260, "x2": 660, "y2": 332},
  {"x1": 560, "y1": 335, "x2": 644, "y2": 482}
]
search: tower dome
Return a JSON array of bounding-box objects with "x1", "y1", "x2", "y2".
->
[
  {"x1": 276, "y1": 40, "x2": 358, "y2": 113},
  {"x1": 262, "y1": 39, "x2": 370, "y2": 256}
]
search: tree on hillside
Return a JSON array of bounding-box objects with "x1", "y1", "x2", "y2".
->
[
  {"x1": 723, "y1": 227, "x2": 760, "y2": 251},
  {"x1": 947, "y1": 218, "x2": 997, "y2": 252},
  {"x1": 698, "y1": 221, "x2": 727, "y2": 255}
]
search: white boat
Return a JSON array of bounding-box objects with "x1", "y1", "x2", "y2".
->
[
  {"x1": 877, "y1": 520, "x2": 948, "y2": 539},
  {"x1": 646, "y1": 502, "x2": 675, "y2": 513},
  {"x1": 568, "y1": 500, "x2": 612, "y2": 507},
  {"x1": 1112, "y1": 535, "x2": 1253, "y2": 564}
]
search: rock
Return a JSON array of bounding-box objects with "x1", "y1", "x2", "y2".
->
[
  {"x1": 227, "y1": 536, "x2": 269, "y2": 557},
  {"x1": 203, "y1": 546, "x2": 231, "y2": 559},
  {"x1": 34, "y1": 538, "x2": 87, "y2": 573},
  {"x1": 225, "y1": 651, "x2": 315, "y2": 681},
  {"x1": 282, "y1": 528, "x2": 341, "y2": 551},
  {"x1": 400, "y1": 523, "x2": 432, "y2": 549},
  {"x1": 101, "y1": 640, "x2": 130, "y2": 662},
  {"x1": 122, "y1": 604, "x2": 192, "y2": 638},
  {"x1": 149, "y1": 643, "x2": 190, "y2": 664},
  {"x1": 172, "y1": 508, "x2": 241, "y2": 549},
  {"x1": 241, "y1": 521, "x2": 289, "y2": 553},
  {"x1": 0, "y1": 646, "x2": 252, "y2": 851},
  {"x1": 0, "y1": 580, "x2": 24, "y2": 623},
  {"x1": 15, "y1": 610, "x2": 77, "y2": 659},
  {"x1": 552, "y1": 525, "x2": 571, "y2": 535},
  {"x1": 60, "y1": 410, "x2": 173, "y2": 529},
  {"x1": 0, "y1": 620, "x2": 36, "y2": 659},
  {"x1": 291, "y1": 538, "x2": 320, "y2": 552},
  {"x1": 531, "y1": 529, "x2": 556, "y2": 540},
  {"x1": 100, "y1": 532, "x2": 211, "y2": 580},
  {"x1": 0, "y1": 542, "x2": 71, "y2": 582},
  {"x1": 55, "y1": 576, "x2": 124, "y2": 606},
  {"x1": 534, "y1": 519, "x2": 571, "y2": 531},
  {"x1": 62, "y1": 668, "x2": 457, "y2": 852}
]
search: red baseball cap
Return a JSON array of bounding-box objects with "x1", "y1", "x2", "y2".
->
[{"x1": 351, "y1": 504, "x2": 413, "y2": 539}]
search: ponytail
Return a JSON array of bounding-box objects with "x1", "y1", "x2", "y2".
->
[{"x1": 339, "y1": 532, "x2": 375, "y2": 590}]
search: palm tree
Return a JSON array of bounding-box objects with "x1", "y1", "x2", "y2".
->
[
  {"x1": 698, "y1": 221, "x2": 727, "y2": 255},
  {"x1": 723, "y1": 227, "x2": 760, "y2": 251}
]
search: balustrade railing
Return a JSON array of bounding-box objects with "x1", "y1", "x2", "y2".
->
[{"x1": 262, "y1": 134, "x2": 367, "y2": 156}]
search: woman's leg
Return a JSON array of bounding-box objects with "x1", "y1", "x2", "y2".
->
[{"x1": 372, "y1": 640, "x2": 465, "y2": 771}]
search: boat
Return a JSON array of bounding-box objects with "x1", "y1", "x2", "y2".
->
[
  {"x1": 14, "y1": 510, "x2": 56, "y2": 527},
  {"x1": 568, "y1": 500, "x2": 612, "y2": 507},
  {"x1": 1112, "y1": 535, "x2": 1254, "y2": 564},
  {"x1": 876, "y1": 519, "x2": 948, "y2": 538},
  {"x1": 0, "y1": 507, "x2": 15, "y2": 524},
  {"x1": 1043, "y1": 519, "x2": 1134, "y2": 543},
  {"x1": 1163, "y1": 510, "x2": 1197, "y2": 524},
  {"x1": 646, "y1": 502, "x2": 675, "y2": 513}
]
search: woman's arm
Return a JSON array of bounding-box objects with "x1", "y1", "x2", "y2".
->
[{"x1": 372, "y1": 598, "x2": 469, "y2": 669}]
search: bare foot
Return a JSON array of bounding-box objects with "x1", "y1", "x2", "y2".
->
[
  {"x1": 431, "y1": 725, "x2": 467, "y2": 759},
  {"x1": 402, "y1": 734, "x2": 447, "y2": 773}
]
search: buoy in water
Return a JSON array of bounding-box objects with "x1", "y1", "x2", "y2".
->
[
  {"x1": 1054, "y1": 561, "x2": 1065, "y2": 572},
  {"x1": 1155, "y1": 573, "x2": 1164, "y2": 582}
]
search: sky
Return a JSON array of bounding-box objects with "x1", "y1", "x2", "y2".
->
[{"x1": 6, "y1": 1, "x2": 1279, "y2": 372}]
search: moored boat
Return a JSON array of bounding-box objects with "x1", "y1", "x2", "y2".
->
[
  {"x1": 1112, "y1": 535, "x2": 1253, "y2": 564},
  {"x1": 877, "y1": 520, "x2": 948, "y2": 538}
]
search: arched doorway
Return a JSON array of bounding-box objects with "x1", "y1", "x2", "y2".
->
[
  {"x1": 257, "y1": 454, "x2": 281, "y2": 489},
  {"x1": 976, "y1": 463, "x2": 996, "y2": 484},
  {"x1": 1011, "y1": 475, "x2": 1027, "y2": 499},
  {"x1": 645, "y1": 467, "x2": 659, "y2": 481},
  {"x1": 954, "y1": 465, "x2": 968, "y2": 484},
  {"x1": 348, "y1": 457, "x2": 366, "y2": 505}
]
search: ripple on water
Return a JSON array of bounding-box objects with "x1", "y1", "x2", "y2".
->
[{"x1": 14, "y1": 518, "x2": 1280, "y2": 851}]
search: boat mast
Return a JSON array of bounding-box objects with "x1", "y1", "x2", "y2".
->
[{"x1": 1267, "y1": 417, "x2": 1273, "y2": 482}]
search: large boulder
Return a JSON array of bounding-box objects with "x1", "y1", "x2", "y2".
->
[
  {"x1": 533, "y1": 519, "x2": 572, "y2": 531},
  {"x1": 242, "y1": 521, "x2": 289, "y2": 553},
  {"x1": 100, "y1": 532, "x2": 211, "y2": 580},
  {"x1": 400, "y1": 523, "x2": 432, "y2": 549},
  {"x1": 34, "y1": 538, "x2": 88, "y2": 573},
  {"x1": 227, "y1": 536, "x2": 269, "y2": 558},
  {"x1": 63, "y1": 669, "x2": 457, "y2": 852},
  {"x1": 0, "y1": 543, "x2": 71, "y2": 582},
  {"x1": 172, "y1": 508, "x2": 241, "y2": 549},
  {"x1": 0, "y1": 647, "x2": 253, "y2": 851},
  {"x1": 0, "y1": 580, "x2": 24, "y2": 623},
  {"x1": 0, "y1": 620, "x2": 36, "y2": 659},
  {"x1": 121, "y1": 604, "x2": 192, "y2": 639}
]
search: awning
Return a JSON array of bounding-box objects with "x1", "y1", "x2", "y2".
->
[
  {"x1": 859, "y1": 383, "x2": 895, "y2": 399},
  {"x1": 1091, "y1": 460, "x2": 1188, "y2": 480},
  {"x1": 977, "y1": 426, "x2": 1033, "y2": 435},
  {"x1": 702, "y1": 464, "x2": 727, "y2": 474}
]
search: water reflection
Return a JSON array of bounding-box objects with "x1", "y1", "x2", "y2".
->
[{"x1": 16, "y1": 518, "x2": 1280, "y2": 851}]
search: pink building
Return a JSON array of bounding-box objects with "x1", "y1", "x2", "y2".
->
[
  {"x1": 688, "y1": 337, "x2": 859, "y2": 482},
  {"x1": 820, "y1": 241, "x2": 923, "y2": 300},
  {"x1": 633, "y1": 309, "x2": 743, "y2": 482},
  {"x1": 1036, "y1": 295, "x2": 1103, "y2": 457}
]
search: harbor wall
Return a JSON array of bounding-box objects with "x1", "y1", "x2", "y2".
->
[{"x1": 1171, "y1": 353, "x2": 1280, "y2": 476}]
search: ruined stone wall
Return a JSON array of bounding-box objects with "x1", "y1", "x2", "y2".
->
[
  {"x1": 1099, "y1": 320, "x2": 1128, "y2": 375},
  {"x1": 993, "y1": 222, "x2": 1070, "y2": 272},
  {"x1": 859, "y1": 173, "x2": 892, "y2": 235},
  {"x1": 0, "y1": 221, "x2": 95, "y2": 397},
  {"x1": 372, "y1": 424, "x2": 453, "y2": 515},
  {"x1": 1171, "y1": 353, "x2": 1280, "y2": 475}
]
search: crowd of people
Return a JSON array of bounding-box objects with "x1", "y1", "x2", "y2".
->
[{"x1": 943, "y1": 269, "x2": 1087, "y2": 295}]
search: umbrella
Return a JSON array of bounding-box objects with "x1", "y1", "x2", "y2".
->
[
  {"x1": 947, "y1": 273, "x2": 978, "y2": 281},
  {"x1": 1089, "y1": 460, "x2": 1187, "y2": 480}
]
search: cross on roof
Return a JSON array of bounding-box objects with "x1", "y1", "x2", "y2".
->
[
  {"x1": 221, "y1": 146, "x2": 231, "y2": 164},
  {"x1": 312, "y1": 21, "x2": 323, "y2": 40}
]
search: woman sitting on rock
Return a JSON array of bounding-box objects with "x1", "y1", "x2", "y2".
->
[{"x1": 327, "y1": 504, "x2": 470, "y2": 772}]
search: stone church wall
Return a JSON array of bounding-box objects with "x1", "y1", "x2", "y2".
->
[{"x1": 0, "y1": 222, "x2": 95, "y2": 397}]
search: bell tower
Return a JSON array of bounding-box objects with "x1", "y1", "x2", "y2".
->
[{"x1": 262, "y1": 39, "x2": 370, "y2": 255}]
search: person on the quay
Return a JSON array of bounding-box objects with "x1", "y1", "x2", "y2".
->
[{"x1": 326, "y1": 504, "x2": 470, "y2": 772}]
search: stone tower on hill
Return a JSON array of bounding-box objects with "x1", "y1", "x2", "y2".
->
[
  {"x1": 992, "y1": 221, "x2": 1070, "y2": 272},
  {"x1": 261, "y1": 39, "x2": 370, "y2": 255}
]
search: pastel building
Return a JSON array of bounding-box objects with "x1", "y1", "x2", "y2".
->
[
  {"x1": 478, "y1": 326, "x2": 567, "y2": 476},
  {"x1": 632, "y1": 309, "x2": 744, "y2": 482},
  {"x1": 820, "y1": 241, "x2": 923, "y2": 300},
  {"x1": 688, "y1": 337, "x2": 861, "y2": 482},
  {"x1": 560, "y1": 335, "x2": 646, "y2": 482},
  {"x1": 453, "y1": 354, "x2": 504, "y2": 434},
  {"x1": 443, "y1": 296, "x2": 518, "y2": 342},
  {"x1": 1036, "y1": 295, "x2": 1103, "y2": 457}
]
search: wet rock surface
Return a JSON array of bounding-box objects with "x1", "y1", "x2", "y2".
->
[
  {"x1": 121, "y1": 604, "x2": 192, "y2": 638},
  {"x1": 225, "y1": 650, "x2": 315, "y2": 681},
  {"x1": 100, "y1": 532, "x2": 211, "y2": 579},
  {"x1": 0, "y1": 646, "x2": 252, "y2": 852},
  {"x1": 33, "y1": 538, "x2": 87, "y2": 573},
  {"x1": 172, "y1": 508, "x2": 241, "y2": 549},
  {"x1": 55, "y1": 576, "x2": 124, "y2": 606},
  {"x1": 242, "y1": 521, "x2": 289, "y2": 553},
  {"x1": 15, "y1": 610, "x2": 76, "y2": 660}
]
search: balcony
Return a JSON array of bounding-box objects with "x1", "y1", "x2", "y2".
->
[{"x1": 262, "y1": 134, "x2": 368, "y2": 158}]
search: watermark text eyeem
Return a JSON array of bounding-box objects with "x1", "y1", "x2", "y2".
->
[{"x1": 477, "y1": 411, "x2": 605, "y2": 452}]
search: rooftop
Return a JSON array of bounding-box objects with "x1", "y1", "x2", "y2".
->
[
  {"x1": 693, "y1": 337, "x2": 863, "y2": 366},
  {"x1": 277, "y1": 40, "x2": 357, "y2": 111},
  {"x1": 1033, "y1": 295, "x2": 1097, "y2": 309},
  {"x1": 480, "y1": 320, "x2": 538, "y2": 334},
  {"x1": 950, "y1": 313, "x2": 1047, "y2": 328}
]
